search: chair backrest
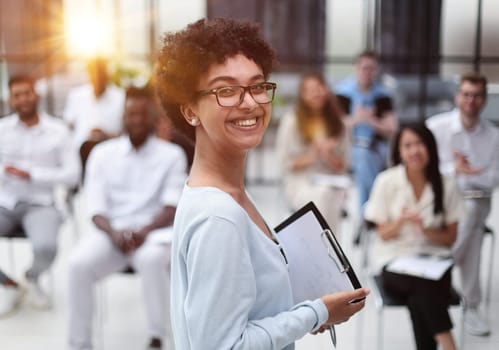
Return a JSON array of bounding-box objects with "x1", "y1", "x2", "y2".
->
[
  {"x1": 3, "y1": 227, "x2": 26, "y2": 239},
  {"x1": 359, "y1": 219, "x2": 377, "y2": 272},
  {"x1": 79, "y1": 139, "x2": 101, "y2": 183}
]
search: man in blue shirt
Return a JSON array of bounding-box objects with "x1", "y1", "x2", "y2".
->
[{"x1": 335, "y1": 51, "x2": 397, "y2": 234}]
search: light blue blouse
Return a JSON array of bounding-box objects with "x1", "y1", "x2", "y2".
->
[{"x1": 171, "y1": 186, "x2": 328, "y2": 350}]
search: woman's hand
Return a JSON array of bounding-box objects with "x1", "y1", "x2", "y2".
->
[
  {"x1": 290, "y1": 147, "x2": 318, "y2": 171},
  {"x1": 314, "y1": 138, "x2": 346, "y2": 172},
  {"x1": 315, "y1": 138, "x2": 338, "y2": 157},
  {"x1": 400, "y1": 207, "x2": 422, "y2": 228},
  {"x1": 321, "y1": 288, "x2": 369, "y2": 326},
  {"x1": 311, "y1": 324, "x2": 330, "y2": 335}
]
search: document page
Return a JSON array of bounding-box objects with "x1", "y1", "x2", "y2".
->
[
  {"x1": 277, "y1": 211, "x2": 354, "y2": 304},
  {"x1": 311, "y1": 173, "x2": 352, "y2": 189},
  {"x1": 386, "y1": 255, "x2": 453, "y2": 281}
]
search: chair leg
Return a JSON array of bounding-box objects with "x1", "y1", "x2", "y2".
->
[
  {"x1": 377, "y1": 308, "x2": 383, "y2": 350},
  {"x1": 48, "y1": 270, "x2": 55, "y2": 306},
  {"x1": 459, "y1": 298, "x2": 466, "y2": 350},
  {"x1": 8, "y1": 239, "x2": 15, "y2": 276},
  {"x1": 485, "y1": 233, "x2": 495, "y2": 311},
  {"x1": 355, "y1": 304, "x2": 365, "y2": 350},
  {"x1": 94, "y1": 282, "x2": 107, "y2": 350}
]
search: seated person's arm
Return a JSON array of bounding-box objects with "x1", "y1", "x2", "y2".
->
[
  {"x1": 375, "y1": 208, "x2": 421, "y2": 241},
  {"x1": 88, "y1": 128, "x2": 118, "y2": 142},
  {"x1": 92, "y1": 210, "x2": 178, "y2": 254},
  {"x1": 131, "y1": 205, "x2": 177, "y2": 248},
  {"x1": 422, "y1": 222, "x2": 457, "y2": 247},
  {"x1": 376, "y1": 220, "x2": 403, "y2": 241},
  {"x1": 27, "y1": 128, "x2": 80, "y2": 187},
  {"x1": 92, "y1": 214, "x2": 131, "y2": 254},
  {"x1": 368, "y1": 110, "x2": 398, "y2": 139},
  {"x1": 315, "y1": 137, "x2": 348, "y2": 173},
  {"x1": 290, "y1": 147, "x2": 318, "y2": 171},
  {"x1": 276, "y1": 114, "x2": 317, "y2": 172}
]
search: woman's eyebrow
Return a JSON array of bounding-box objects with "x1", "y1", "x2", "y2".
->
[{"x1": 206, "y1": 74, "x2": 265, "y2": 87}]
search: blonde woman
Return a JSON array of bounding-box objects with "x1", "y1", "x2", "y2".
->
[{"x1": 276, "y1": 71, "x2": 349, "y2": 235}]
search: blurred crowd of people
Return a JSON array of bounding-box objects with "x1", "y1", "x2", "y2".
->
[
  {"x1": 275, "y1": 51, "x2": 499, "y2": 350},
  {"x1": 0, "y1": 42, "x2": 498, "y2": 350}
]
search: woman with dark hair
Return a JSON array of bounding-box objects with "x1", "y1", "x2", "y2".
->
[
  {"x1": 155, "y1": 18, "x2": 369, "y2": 350},
  {"x1": 364, "y1": 122, "x2": 462, "y2": 350},
  {"x1": 276, "y1": 71, "x2": 349, "y2": 235}
]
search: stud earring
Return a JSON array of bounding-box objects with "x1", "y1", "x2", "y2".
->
[{"x1": 190, "y1": 118, "x2": 198, "y2": 126}]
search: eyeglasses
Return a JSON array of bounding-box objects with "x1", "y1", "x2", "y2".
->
[
  {"x1": 196, "y1": 82, "x2": 277, "y2": 107},
  {"x1": 459, "y1": 90, "x2": 485, "y2": 100}
]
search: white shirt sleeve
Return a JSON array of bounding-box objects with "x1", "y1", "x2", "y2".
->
[
  {"x1": 63, "y1": 90, "x2": 78, "y2": 126},
  {"x1": 30, "y1": 127, "x2": 80, "y2": 187},
  {"x1": 426, "y1": 115, "x2": 456, "y2": 178},
  {"x1": 443, "y1": 177, "x2": 463, "y2": 225},
  {"x1": 84, "y1": 145, "x2": 109, "y2": 219},
  {"x1": 466, "y1": 132, "x2": 499, "y2": 190},
  {"x1": 364, "y1": 173, "x2": 389, "y2": 224}
]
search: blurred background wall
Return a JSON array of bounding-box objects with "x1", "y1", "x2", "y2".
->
[{"x1": 1, "y1": 0, "x2": 498, "y2": 122}]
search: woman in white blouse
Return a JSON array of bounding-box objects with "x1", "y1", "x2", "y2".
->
[{"x1": 364, "y1": 123, "x2": 462, "y2": 350}]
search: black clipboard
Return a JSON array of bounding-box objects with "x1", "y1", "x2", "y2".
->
[{"x1": 274, "y1": 201, "x2": 362, "y2": 304}]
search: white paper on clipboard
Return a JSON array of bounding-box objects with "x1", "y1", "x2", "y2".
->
[
  {"x1": 386, "y1": 255, "x2": 453, "y2": 281},
  {"x1": 275, "y1": 202, "x2": 361, "y2": 304}
]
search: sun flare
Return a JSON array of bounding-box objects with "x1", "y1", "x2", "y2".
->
[{"x1": 65, "y1": 15, "x2": 113, "y2": 58}]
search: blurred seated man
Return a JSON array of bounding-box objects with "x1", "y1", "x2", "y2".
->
[
  {"x1": 426, "y1": 72, "x2": 499, "y2": 336},
  {"x1": 68, "y1": 86, "x2": 187, "y2": 350},
  {"x1": 334, "y1": 50, "x2": 397, "y2": 221},
  {"x1": 0, "y1": 76, "x2": 79, "y2": 316},
  {"x1": 63, "y1": 57, "x2": 125, "y2": 148}
]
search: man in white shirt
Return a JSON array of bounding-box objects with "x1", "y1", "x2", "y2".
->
[
  {"x1": 0, "y1": 76, "x2": 79, "y2": 316},
  {"x1": 63, "y1": 57, "x2": 125, "y2": 148},
  {"x1": 426, "y1": 72, "x2": 499, "y2": 336},
  {"x1": 68, "y1": 86, "x2": 187, "y2": 350}
]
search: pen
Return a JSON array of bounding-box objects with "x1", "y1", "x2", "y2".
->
[{"x1": 329, "y1": 325, "x2": 337, "y2": 348}]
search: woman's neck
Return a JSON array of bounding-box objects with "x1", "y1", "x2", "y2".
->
[
  {"x1": 189, "y1": 143, "x2": 246, "y2": 194},
  {"x1": 405, "y1": 167, "x2": 426, "y2": 200}
]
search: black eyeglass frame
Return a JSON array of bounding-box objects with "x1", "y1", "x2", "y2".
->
[
  {"x1": 458, "y1": 89, "x2": 486, "y2": 99},
  {"x1": 195, "y1": 82, "x2": 277, "y2": 107}
]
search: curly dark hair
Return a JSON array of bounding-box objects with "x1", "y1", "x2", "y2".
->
[{"x1": 155, "y1": 17, "x2": 277, "y2": 141}]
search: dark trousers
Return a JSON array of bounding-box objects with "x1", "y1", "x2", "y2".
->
[{"x1": 382, "y1": 267, "x2": 453, "y2": 350}]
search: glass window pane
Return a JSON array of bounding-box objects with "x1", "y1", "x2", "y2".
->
[
  {"x1": 118, "y1": 0, "x2": 148, "y2": 57},
  {"x1": 482, "y1": 0, "x2": 499, "y2": 56},
  {"x1": 157, "y1": 0, "x2": 206, "y2": 35},
  {"x1": 326, "y1": 0, "x2": 364, "y2": 59},
  {"x1": 441, "y1": 0, "x2": 478, "y2": 56}
]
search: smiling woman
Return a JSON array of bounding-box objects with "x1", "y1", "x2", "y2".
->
[
  {"x1": 155, "y1": 17, "x2": 369, "y2": 350},
  {"x1": 364, "y1": 122, "x2": 462, "y2": 350}
]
